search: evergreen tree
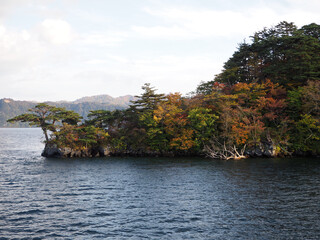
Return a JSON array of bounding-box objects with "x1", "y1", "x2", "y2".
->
[
  {"x1": 215, "y1": 22, "x2": 320, "y2": 87},
  {"x1": 129, "y1": 83, "x2": 166, "y2": 112},
  {"x1": 7, "y1": 103, "x2": 82, "y2": 142}
]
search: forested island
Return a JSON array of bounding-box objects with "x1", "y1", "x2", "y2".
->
[{"x1": 8, "y1": 22, "x2": 320, "y2": 159}]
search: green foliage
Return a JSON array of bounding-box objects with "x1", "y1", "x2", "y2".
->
[
  {"x1": 130, "y1": 83, "x2": 166, "y2": 112},
  {"x1": 109, "y1": 136, "x2": 127, "y2": 152},
  {"x1": 291, "y1": 114, "x2": 320, "y2": 153},
  {"x1": 287, "y1": 88, "x2": 303, "y2": 119},
  {"x1": 188, "y1": 107, "x2": 218, "y2": 149},
  {"x1": 194, "y1": 81, "x2": 215, "y2": 95},
  {"x1": 86, "y1": 110, "x2": 114, "y2": 128},
  {"x1": 139, "y1": 111, "x2": 168, "y2": 152}
]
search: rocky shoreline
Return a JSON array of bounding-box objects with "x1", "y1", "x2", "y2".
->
[
  {"x1": 41, "y1": 142, "x2": 319, "y2": 159},
  {"x1": 41, "y1": 144, "x2": 110, "y2": 158},
  {"x1": 41, "y1": 145, "x2": 194, "y2": 158}
]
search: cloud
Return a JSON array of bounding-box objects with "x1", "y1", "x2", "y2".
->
[
  {"x1": 132, "y1": 5, "x2": 320, "y2": 40},
  {"x1": 0, "y1": 0, "x2": 60, "y2": 21},
  {"x1": 0, "y1": 0, "x2": 29, "y2": 20},
  {"x1": 285, "y1": 0, "x2": 320, "y2": 11},
  {"x1": 132, "y1": 7, "x2": 270, "y2": 39},
  {"x1": 0, "y1": 18, "x2": 76, "y2": 77},
  {"x1": 132, "y1": 25, "x2": 188, "y2": 38},
  {"x1": 38, "y1": 19, "x2": 74, "y2": 45},
  {"x1": 0, "y1": 24, "x2": 44, "y2": 75},
  {"x1": 80, "y1": 31, "x2": 128, "y2": 47},
  {"x1": 73, "y1": 9, "x2": 111, "y2": 24}
]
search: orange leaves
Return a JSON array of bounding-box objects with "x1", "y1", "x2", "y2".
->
[
  {"x1": 170, "y1": 129, "x2": 195, "y2": 150},
  {"x1": 257, "y1": 97, "x2": 286, "y2": 109},
  {"x1": 212, "y1": 82, "x2": 226, "y2": 91},
  {"x1": 231, "y1": 122, "x2": 249, "y2": 145},
  {"x1": 227, "y1": 107, "x2": 265, "y2": 146},
  {"x1": 257, "y1": 97, "x2": 287, "y2": 121},
  {"x1": 264, "y1": 79, "x2": 278, "y2": 89}
]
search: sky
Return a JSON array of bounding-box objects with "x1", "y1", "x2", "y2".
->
[{"x1": 1, "y1": 0, "x2": 320, "y2": 101}]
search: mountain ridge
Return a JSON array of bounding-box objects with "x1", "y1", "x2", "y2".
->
[{"x1": 0, "y1": 94, "x2": 135, "y2": 127}]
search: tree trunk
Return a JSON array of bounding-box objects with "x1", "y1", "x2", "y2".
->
[{"x1": 43, "y1": 128, "x2": 49, "y2": 143}]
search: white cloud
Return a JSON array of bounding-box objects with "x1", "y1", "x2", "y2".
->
[
  {"x1": 0, "y1": 18, "x2": 76, "y2": 78},
  {"x1": 285, "y1": 0, "x2": 320, "y2": 11},
  {"x1": 0, "y1": 0, "x2": 59, "y2": 21},
  {"x1": 133, "y1": 6, "x2": 320, "y2": 40},
  {"x1": 39, "y1": 19, "x2": 74, "y2": 45},
  {"x1": 132, "y1": 7, "x2": 268, "y2": 39},
  {"x1": 0, "y1": 0, "x2": 28, "y2": 20},
  {"x1": 73, "y1": 9, "x2": 111, "y2": 24},
  {"x1": 80, "y1": 31, "x2": 128, "y2": 47},
  {"x1": 86, "y1": 59, "x2": 109, "y2": 65},
  {"x1": 0, "y1": 24, "x2": 45, "y2": 75},
  {"x1": 107, "y1": 55, "x2": 129, "y2": 64},
  {"x1": 0, "y1": 25, "x2": 6, "y2": 36},
  {"x1": 132, "y1": 25, "x2": 188, "y2": 38}
]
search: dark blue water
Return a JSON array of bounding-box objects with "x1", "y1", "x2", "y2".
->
[{"x1": 0, "y1": 128, "x2": 320, "y2": 239}]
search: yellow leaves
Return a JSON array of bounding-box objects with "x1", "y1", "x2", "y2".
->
[
  {"x1": 153, "y1": 115, "x2": 161, "y2": 123},
  {"x1": 97, "y1": 131, "x2": 109, "y2": 140},
  {"x1": 299, "y1": 114, "x2": 320, "y2": 130},
  {"x1": 154, "y1": 105, "x2": 165, "y2": 119}
]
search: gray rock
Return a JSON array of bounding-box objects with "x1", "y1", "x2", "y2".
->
[
  {"x1": 41, "y1": 146, "x2": 62, "y2": 158},
  {"x1": 245, "y1": 142, "x2": 278, "y2": 158}
]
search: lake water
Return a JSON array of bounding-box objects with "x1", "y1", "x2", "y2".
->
[{"x1": 0, "y1": 128, "x2": 319, "y2": 239}]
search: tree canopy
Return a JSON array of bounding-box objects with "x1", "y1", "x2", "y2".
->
[
  {"x1": 213, "y1": 22, "x2": 320, "y2": 88},
  {"x1": 7, "y1": 103, "x2": 82, "y2": 142}
]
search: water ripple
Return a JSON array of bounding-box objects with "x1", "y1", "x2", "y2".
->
[{"x1": 0, "y1": 128, "x2": 320, "y2": 239}]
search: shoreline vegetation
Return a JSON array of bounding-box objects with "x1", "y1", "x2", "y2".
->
[{"x1": 8, "y1": 21, "x2": 320, "y2": 160}]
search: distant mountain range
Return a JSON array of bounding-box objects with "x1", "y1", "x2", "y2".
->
[{"x1": 0, "y1": 95, "x2": 135, "y2": 127}]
